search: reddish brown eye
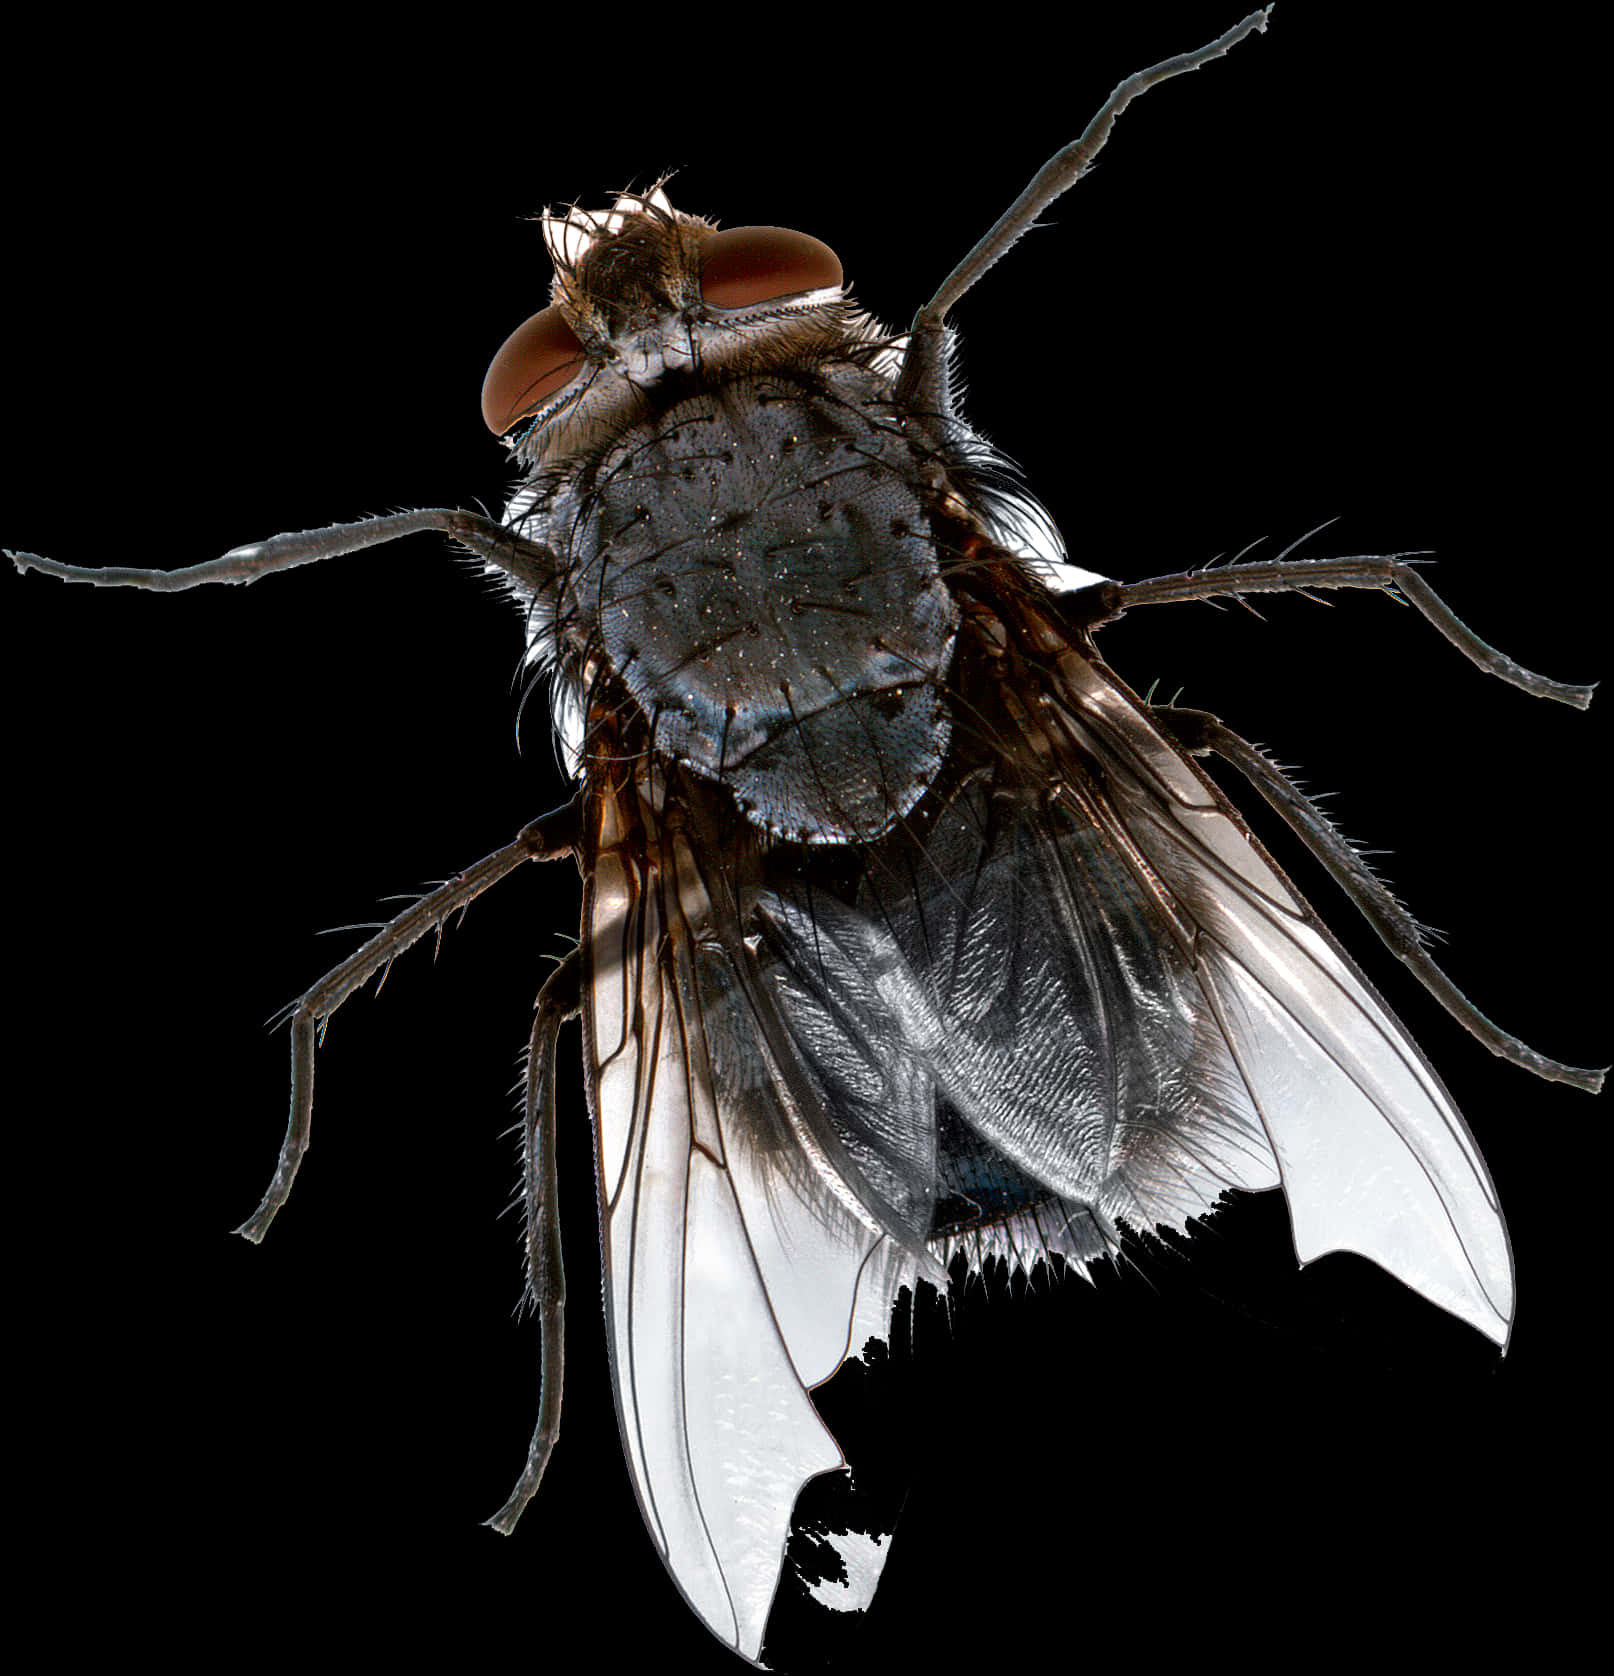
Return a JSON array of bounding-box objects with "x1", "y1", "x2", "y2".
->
[
  {"x1": 698, "y1": 226, "x2": 842, "y2": 310},
  {"x1": 481, "y1": 305, "x2": 588, "y2": 435}
]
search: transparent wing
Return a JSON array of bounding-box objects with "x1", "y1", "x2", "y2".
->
[
  {"x1": 1023, "y1": 614, "x2": 1513, "y2": 1343},
  {"x1": 743, "y1": 579, "x2": 1511, "y2": 1345},
  {"x1": 583, "y1": 777, "x2": 905, "y2": 1666}
]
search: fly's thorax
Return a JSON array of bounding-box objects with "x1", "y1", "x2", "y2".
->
[{"x1": 544, "y1": 366, "x2": 960, "y2": 845}]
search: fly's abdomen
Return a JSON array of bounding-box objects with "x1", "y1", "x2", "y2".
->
[{"x1": 556, "y1": 374, "x2": 959, "y2": 843}]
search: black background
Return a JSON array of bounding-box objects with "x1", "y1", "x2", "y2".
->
[{"x1": 10, "y1": 5, "x2": 1603, "y2": 1667}]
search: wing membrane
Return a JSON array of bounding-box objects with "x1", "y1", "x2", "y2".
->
[
  {"x1": 585, "y1": 785, "x2": 897, "y2": 1664},
  {"x1": 721, "y1": 580, "x2": 1511, "y2": 1344},
  {"x1": 1034, "y1": 629, "x2": 1512, "y2": 1341}
]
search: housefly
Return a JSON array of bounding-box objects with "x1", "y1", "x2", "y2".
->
[{"x1": 10, "y1": 8, "x2": 1602, "y2": 1669}]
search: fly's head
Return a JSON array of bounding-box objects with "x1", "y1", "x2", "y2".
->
[{"x1": 482, "y1": 184, "x2": 870, "y2": 468}]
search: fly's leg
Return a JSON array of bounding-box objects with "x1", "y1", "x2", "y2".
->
[
  {"x1": 234, "y1": 798, "x2": 582, "y2": 1242},
  {"x1": 1157, "y1": 705, "x2": 1606, "y2": 1093},
  {"x1": 897, "y1": 8, "x2": 1271, "y2": 416},
  {"x1": 1085, "y1": 555, "x2": 1595, "y2": 709},
  {"x1": 9, "y1": 507, "x2": 558, "y2": 595},
  {"x1": 13, "y1": 505, "x2": 582, "y2": 1227},
  {"x1": 487, "y1": 949, "x2": 582, "y2": 1534}
]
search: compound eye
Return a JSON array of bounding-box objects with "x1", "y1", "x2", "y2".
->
[
  {"x1": 698, "y1": 226, "x2": 842, "y2": 310},
  {"x1": 481, "y1": 305, "x2": 588, "y2": 435}
]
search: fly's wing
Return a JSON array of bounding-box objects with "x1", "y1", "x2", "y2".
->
[
  {"x1": 1013, "y1": 603, "x2": 1513, "y2": 1343},
  {"x1": 746, "y1": 575, "x2": 1510, "y2": 1349},
  {"x1": 582, "y1": 773, "x2": 909, "y2": 1666}
]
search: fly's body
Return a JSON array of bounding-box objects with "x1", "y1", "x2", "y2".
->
[
  {"x1": 530, "y1": 357, "x2": 959, "y2": 844},
  {"x1": 10, "y1": 10, "x2": 1602, "y2": 1670}
]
